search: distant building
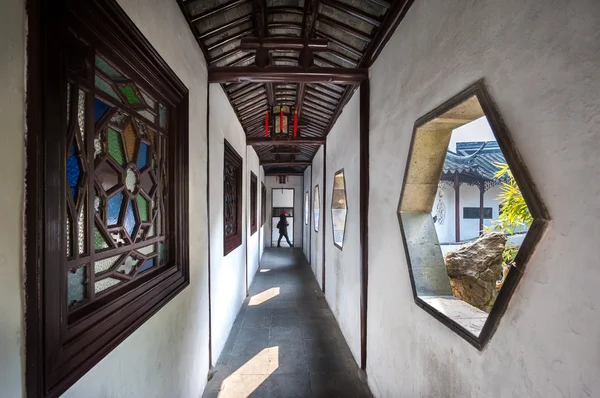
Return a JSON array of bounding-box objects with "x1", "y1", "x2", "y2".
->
[{"x1": 432, "y1": 141, "x2": 508, "y2": 243}]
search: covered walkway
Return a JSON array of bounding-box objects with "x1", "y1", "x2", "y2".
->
[{"x1": 203, "y1": 249, "x2": 372, "y2": 398}]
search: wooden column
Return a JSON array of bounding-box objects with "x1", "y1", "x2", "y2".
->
[
  {"x1": 479, "y1": 181, "x2": 485, "y2": 236},
  {"x1": 359, "y1": 80, "x2": 370, "y2": 370},
  {"x1": 454, "y1": 173, "x2": 460, "y2": 242}
]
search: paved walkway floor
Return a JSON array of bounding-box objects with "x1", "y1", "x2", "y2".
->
[{"x1": 203, "y1": 248, "x2": 373, "y2": 398}]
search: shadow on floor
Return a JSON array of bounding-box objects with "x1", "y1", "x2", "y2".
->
[{"x1": 202, "y1": 248, "x2": 373, "y2": 398}]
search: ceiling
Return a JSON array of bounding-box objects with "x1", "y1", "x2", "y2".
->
[{"x1": 176, "y1": 0, "x2": 414, "y2": 175}]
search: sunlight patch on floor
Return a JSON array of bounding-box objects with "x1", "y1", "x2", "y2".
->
[
  {"x1": 219, "y1": 346, "x2": 279, "y2": 397},
  {"x1": 248, "y1": 287, "x2": 280, "y2": 306}
]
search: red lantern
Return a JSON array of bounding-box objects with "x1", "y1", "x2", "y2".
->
[{"x1": 293, "y1": 109, "x2": 298, "y2": 137}]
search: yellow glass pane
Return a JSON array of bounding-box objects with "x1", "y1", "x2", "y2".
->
[{"x1": 124, "y1": 122, "x2": 137, "y2": 163}]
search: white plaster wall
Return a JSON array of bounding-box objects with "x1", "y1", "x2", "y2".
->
[
  {"x1": 367, "y1": 0, "x2": 600, "y2": 397},
  {"x1": 247, "y1": 147, "x2": 261, "y2": 288},
  {"x1": 208, "y1": 84, "x2": 248, "y2": 366},
  {"x1": 64, "y1": 0, "x2": 210, "y2": 396},
  {"x1": 303, "y1": 166, "x2": 313, "y2": 262},
  {"x1": 0, "y1": 0, "x2": 25, "y2": 396},
  {"x1": 310, "y1": 148, "x2": 324, "y2": 287},
  {"x1": 264, "y1": 176, "x2": 303, "y2": 248},
  {"x1": 324, "y1": 90, "x2": 362, "y2": 364}
]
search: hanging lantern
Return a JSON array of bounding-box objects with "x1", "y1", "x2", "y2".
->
[
  {"x1": 293, "y1": 109, "x2": 298, "y2": 138},
  {"x1": 272, "y1": 105, "x2": 291, "y2": 135}
]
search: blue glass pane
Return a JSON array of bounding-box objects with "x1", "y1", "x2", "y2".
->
[
  {"x1": 138, "y1": 257, "x2": 155, "y2": 273},
  {"x1": 137, "y1": 142, "x2": 149, "y2": 169},
  {"x1": 107, "y1": 192, "x2": 123, "y2": 226},
  {"x1": 67, "y1": 143, "x2": 82, "y2": 199},
  {"x1": 94, "y1": 98, "x2": 111, "y2": 124},
  {"x1": 124, "y1": 200, "x2": 137, "y2": 237}
]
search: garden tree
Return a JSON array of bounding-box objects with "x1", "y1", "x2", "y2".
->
[{"x1": 486, "y1": 162, "x2": 533, "y2": 286}]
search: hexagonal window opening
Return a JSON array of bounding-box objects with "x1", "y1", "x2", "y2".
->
[
  {"x1": 331, "y1": 169, "x2": 348, "y2": 250},
  {"x1": 398, "y1": 81, "x2": 549, "y2": 349}
]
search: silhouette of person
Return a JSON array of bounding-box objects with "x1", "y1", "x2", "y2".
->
[{"x1": 277, "y1": 211, "x2": 292, "y2": 247}]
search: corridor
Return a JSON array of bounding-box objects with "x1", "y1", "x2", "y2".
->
[{"x1": 203, "y1": 249, "x2": 372, "y2": 398}]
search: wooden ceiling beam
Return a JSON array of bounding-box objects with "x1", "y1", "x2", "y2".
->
[
  {"x1": 190, "y1": 0, "x2": 246, "y2": 23},
  {"x1": 315, "y1": 32, "x2": 364, "y2": 58},
  {"x1": 318, "y1": 15, "x2": 372, "y2": 42},
  {"x1": 208, "y1": 66, "x2": 368, "y2": 84},
  {"x1": 308, "y1": 84, "x2": 343, "y2": 99},
  {"x1": 367, "y1": 0, "x2": 392, "y2": 9},
  {"x1": 237, "y1": 95, "x2": 267, "y2": 112},
  {"x1": 229, "y1": 83, "x2": 262, "y2": 100},
  {"x1": 268, "y1": 6, "x2": 304, "y2": 16},
  {"x1": 321, "y1": 0, "x2": 382, "y2": 27},
  {"x1": 296, "y1": 0, "x2": 320, "y2": 119},
  {"x1": 199, "y1": 14, "x2": 252, "y2": 41},
  {"x1": 232, "y1": 88, "x2": 266, "y2": 105},
  {"x1": 305, "y1": 90, "x2": 339, "y2": 105},
  {"x1": 210, "y1": 48, "x2": 244, "y2": 65},
  {"x1": 230, "y1": 53, "x2": 255, "y2": 67},
  {"x1": 260, "y1": 161, "x2": 312, "y2": 166},
  {"x1": 240, "y1": 37, "x2": 329, "y2": 52},
  {"x1": 248, "y1": 137, "x2": 326, "y2": 146}
]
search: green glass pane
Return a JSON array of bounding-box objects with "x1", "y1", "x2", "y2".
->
[
  {"x1": 68, "y1": 266, "x2": 87, "y2": 307},
  {"x1": 118, "y1": 84, "x2": 142, "y2": 105},
  {"x1": 95, "y1": 55, "x2": 123, "y2": 79},
  {"x1": 159, "y1": 105, "x2": 167, "y2": 129},
  {"x1": 108, "y1": 128, "x2": 126, "y2": 166},
  {"x1": 137, "y1": 195, "x2": 149, "y2": 222},
  {"x1": 94, "y1": 255, "x2": 121, "y2": 274},
  {"x1": 159, "y1": 242, "x2": 165, "y2": 264},
  {"x1": 94, "y1": 226, "x2": 109, "y2": 251},
  {"x1": 95, "y1": 76, "x2": 122, "y2": 102}
]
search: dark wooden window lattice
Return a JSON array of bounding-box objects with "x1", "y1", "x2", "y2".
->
[
  {"x1": 250, "y1": 172, "x2": 258, "y2": 235},
  {"x1": 224, "y1": 140, "x2": 243, "y2": 255},
  {"x1": 463, "y1": 207, "x2": 493, "y2": 219},
  {"x1": 261, "y1": 182, "x2": 267, "y2": 227},
  {"x1": 25, "y1": 1, "x2": 190, "y2": 396}
]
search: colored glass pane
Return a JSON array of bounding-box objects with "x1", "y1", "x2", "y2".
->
[
  {"x1": 108, "y1": 128, "x2": 126, "y2": 166},
  {"x1": 137, "y1": 142, "x2": 149, "y2": 169},
  {"x1": 78, "y1": 90, "x2": 86, "y2": 144},
  {"x1": 117, "y1": 255, "x2": 139, "y2": 275},
  {"x1": 94, "y1": 254, "x2": 121, "y2": 274},
  {"x1": 95, "y1": 55, "x2": 123, "y2": 79},
  {"x1": 140, "y1": 90, "x2": 156, "y2": 108},
  {"x1": 95, "y1": 277, "x2": 121, "y2": 294},
  {"x1": 95, "y1": 75, "x2": 122, "y2": 102},
  {"x1": 138, "y1": 258, "x2": 156, "y2": 273},
  {"x1": 137, "y1": 195, "x2": 149, "y2": 222},
  {"x1": 94, "y1": 98, "x2": 111, "y2": 124},
  {"x1": 159, "y1": 242, "x2": 165, "y2": 264},
  {"x1": 125, "y1": 166, "x2": 137, "y2": 192},
  {"x1": 124, "y1": 200, "x2": 137, "y2": 237},
  {"x1": 118, "y1": 84, "x2": 142, "y2": 105},
  {"x1": 137, "y1": 109, "x2": 155, "y2": 123},
  {"x1": 68, "y1": 266, "x2": 86, "y2": 307},
  {"x1": 94, "y1": 226, "x2": 109, "y2": 251},
  {"x1": 123, "y1": 122, "x2": 137, "y2": 162},
  {"x1": 78, "y1": 199, "x2": 86, "y2": 255},
  {"x1": 137, "y1": 244, "x2": 155, "y2": 256},
  {"x1": 159, "y1": 105, "x2": 167, "y2": 129},
  {"x1": 107, "y1": 192, "x2": 123, "y2": 226},
  {"x1": 66, "y1": 212, "x2": 72, "y2": 258},
  {"x1": 67, "y1": 142, "x2": 82, "y2": 199}
]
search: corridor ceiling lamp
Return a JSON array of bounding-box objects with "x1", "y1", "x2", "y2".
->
[{"x1": 265, "y1": 105, "x2": 298, "y2": 138}]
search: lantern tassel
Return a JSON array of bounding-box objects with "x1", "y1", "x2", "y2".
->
[
  {"x1": 265, "y1": 110, "x2": 269, "y2": 137},
  {"x1": 293, "y1": 109, "x2": 298, "y2": 138}
]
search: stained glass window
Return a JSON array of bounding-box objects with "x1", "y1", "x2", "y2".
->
[
  {"x1": 66, "y1": 52, "x2": 169, "y2": 307},
  {"x1": 224, "y1": 140, "x2": 242, "y2": 255}
]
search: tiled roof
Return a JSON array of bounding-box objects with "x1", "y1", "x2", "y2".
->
[{"x1": 442, "y1": 141, "x2": 507, "y2": 181}]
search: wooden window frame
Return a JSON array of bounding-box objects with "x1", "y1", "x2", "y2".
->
[
  {"x1": 261, "y1": 182, "x2": 267, "y2": 226},
  {"x1": 224, "y1": 140, "x2": 243, "y2": 255},
  {"x1": 250, "y1": 172, "x2": 258, "y2": 235},
  {"x1": 25, "y1": 1, "x2": 190, "y2": 397}
]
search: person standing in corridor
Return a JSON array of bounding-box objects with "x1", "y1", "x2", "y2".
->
[{"x1": 277, "y1": 211, "x2": 293, "y2": 247}]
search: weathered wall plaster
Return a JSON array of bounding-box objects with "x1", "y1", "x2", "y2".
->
[
  {"x1": 324, "y1": 90, "x2": 362, "y2": 364},
  {"x1": 264, "y1": 176, "x2": 304, "y2": 248},
  {"x1": 303, "y1": 166, "x2": 313, "y2": 262},
  {"x1": 0, "y1": 0, "x2": 25, "y2": 396},
  {"x1": 207, "y1": 83, "x2": 249, "y2": 367},
  {"x1": 310, "y1": 148, "x2": 324, "y2": 288},
  {"x1": 366, "y1": 0, "x2": 600, "y2": 396},
  {"x1": 64, "y1": 0, "x2": 210, "y2": 396}
]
